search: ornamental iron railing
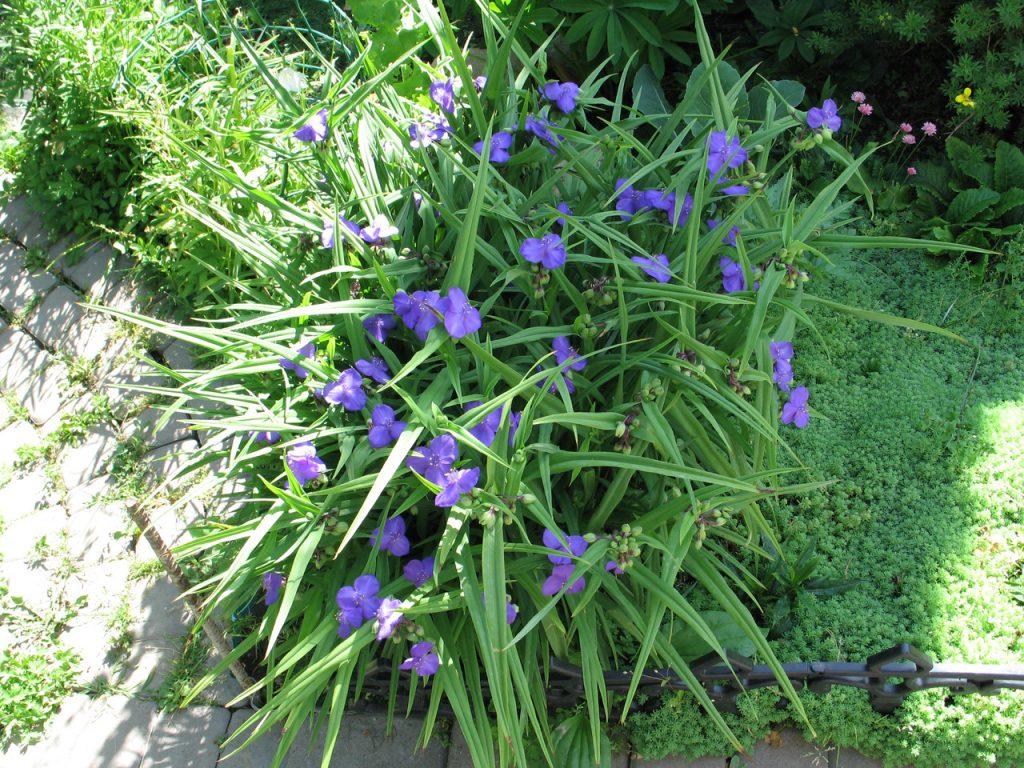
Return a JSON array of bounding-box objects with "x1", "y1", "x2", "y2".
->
[{"x1": 358, "y1": 643, "x2": 1024, "y2": 715}]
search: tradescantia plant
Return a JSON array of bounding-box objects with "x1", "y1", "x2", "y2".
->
[{"x1": 106, "y1": 2, "x2": 983, "y2": 766}]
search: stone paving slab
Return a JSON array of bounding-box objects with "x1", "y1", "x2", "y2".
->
[
  {"x1": 745, "y1": 730, "x2": 833, "y2": 768},
  {"x1": 0, "y1": 327, "x2": 52, "y2": 393},
  {"x1": 124, "y1": 406, "x2": 195, "y2": 449},
  {"x1": 20, "y1": 355, "x2": 68, "y2": 425},
  {"x1": 0, "y1": 468, "x2": 56, "y2": 521},
  {"x1": 60, "y1": 423, "x2": 121, "y2": 489},
  {"x1": 446, "y1": 724, "x2": 631, "y2": 768},
  {"x1": 140, "y1": 706, "x2": 231, "y2": 768},
  {"x1": 830, "y1": 750, "x2": 884, "y2": 768},
  {"x1": 53, "y1": 240, "x2": 119, "y2": 298},
  {"x1": 0, "y1": 418, "x2": 37, "y2": 468},
  {"x1": 0, "y1": 503, "x2": 64, "y2": 564},
  {"x1": 0, "y1": 194, "x2": 50, "y2": 249},
  {"x1": 633, "y1": 757, "x2": 724, "y2": 767},
  {"x1": 145, "y1": 439, "x2": 200, "y2": 487},
  {"x1": 23, "y1": 284, "x2": 112, "y2": 359},
  {"x1": 121, "y1": 576, "x2": 193, "y2": 690},
  {"x1": 0, "y1": 240, "x2": 57, "y2": 317},
  {"x1": 222, "y1": 709, "x2": 448, "y2": 768}
]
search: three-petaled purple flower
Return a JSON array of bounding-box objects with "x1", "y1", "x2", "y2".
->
[
  {"x1": 720, "y1": 257, "x2": 747, "y2": 294},
  {"x1": 401, "y1": 640, "x2": 440, "y2": 676},
  {"x1": 368, "y1": 404, "x2": 406, "y2": 449},
  {"x1": 473, "y1": 132, "x2": 514, "y2": 163},
  {"x1": 520, "y1": 233, "x2": 566, "y2": 269},
  {"x1": 322, "y1": 368, "x2": 367, "y2": 411},
  {"x1": 336, "y1": 574, "x2": 381, "y2": 638},
  {"x1": 407, "y1": 434, "x2": 459, "y2": 481},
  {"x1": 524, "y1": 114, "x2": 563, "y2": 151},
  {"x1": 807, "y1": 99, "x2": 842, "y2": 132},
  {"x1": 505, "y1": 600, "x2": 518, "y2": 624},
  {"x1": 615, "y1": 179, "x2": 652, "y2": 219},
  {"x1": 464, "y1": 401, "x2": 520, "y2": 447},
  {"x1": 263, "y1": 572, "x2": 285, "y2": 606},
  {"x1": 360, "y1": 214, "x2": 399, "y2": 245},
  {"x1": 356, "y1": 356, "x2": 390, "y2": 385},
  {"x1": 434, "y1": 466, "x2": 480, "y2": 508},
  {"x1": 770, "y1": 342, "x2": 795, "y2": 393},
  {"x1": 371, "y1": 516, "x2": 411, "y2": 557},
  {"x1": 403, "y1": 556, "x2": 435, "y2": 588},
  {"x1": 553, "y1": 336, "x2": 587, "y2": 373},
  {"x1": 279, "y1": 342, "x2": 316, "y2": 379},
  {"x1": 631, "y1": 254, "x2": 672, "y2": 283},
  {"x1": 781, "y1": 386, "x2": 810, "y2": 428},
  {"x1": 646, "y1": 190, "x2": 693, "y2": 227},
  {"x1": 363, "y1": 313, "x2": 396, "y2": 343},
  {"x1": 254, "y1": 431, "x2": 281, "y2": 444},
  {"x1": 542, "y1": 564, "x2": 586, "y2": 596},
  {"x1": 708, "y1": 218, "x2": 740, "y2": 247},
  {"x1": 375, "y1": 597, "x2": 403, "y2": 641},
  {"x1": 706, "y1": 132, "x2": 748, "y2": 177},
  {"x1": 438, "y1": 286, "x2": 482, "y2": 338},
  {"x1": 321, "y1": 217, "x2": 362, "y2": 249},
  {"x1": 293, "y1": 108, "x2": 328, "y2": 142},
  {"x1": 409, "y1": 114, "x2": 451, "y2": 148},
  {"x1": 543, "y1": 528, "x2": 589, "y2": 564},
  {"x1": 394, "y1": 290, "x2": 443, "y2": 341},
  {"x1": 542, "y1": 81, "x2": 580, "y2": 113},
  {"x1": 429, "y1": 79, "x2": 456, "y2": 113},
  {"x1": 286, "y1": 441, "x2": 327, "y2": 486}
]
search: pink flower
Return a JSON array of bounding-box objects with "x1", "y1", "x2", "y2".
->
[
  {"x1": 858, "y1": 103, "x2": 873, "y2": 116},
  {"x1": 907, "y1": 167, "x2": 917, "y2": 176},
  {"x1": 899, "y1": 122, "x2": 913, "y2": 132},
  {"x1": 921, "y1": 121, "x2": 937, "y2": 136},
  {"x1": 851, "y1": 91, "x2": 866, "y2": 104},
  {"x1": 902, "y1": 134, "x2": 917, "y2": 144}
]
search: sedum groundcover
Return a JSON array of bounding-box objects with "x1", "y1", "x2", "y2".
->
[
  {"x1": 629, "y1": 249, "x2": 1024, "y2": 767},
  {"x1": 105, "y1": 2, "x2": 991, "y2": 766}
]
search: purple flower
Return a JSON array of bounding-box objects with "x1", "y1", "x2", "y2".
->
[
  {"x1": 293, "y1": 108, "x2": 328, "y2": 142},
  {"x1": 542, "y1": 564, "x2": 586, "y2": 596},
  {"x1": 253, "y1": 431, "x2": 280, "y2": 443},
  {"x1": 407, "y1": 434, "x2": 459, "y2": 483},
  {"x1": 520, "y1": 233, "x2": 566, "y2": 270},
  {"x1": 505, "y1": 600, "x2": 518, "y2": 624},
  {"x1": 336, "y1": 574, "x2": 382, "y2": 638},
  {"x1": 473, "y1": 132, "x2": 514, "y2": 163},
  {"x1": 322, "y1": 217, "x2": 362, "y2": 249},
  {"x1": 263, "y1": 572, "x2": 285, "y2": 606},
  {"x1": 770, "y1": 341, "x2": 795, "y2": 362},
  {"x1": 508, "y1": 411, "x2": 522, "y2": 445},
  {"x1": 375, "y1": 597, "x2": 403, "y2": 641},
  {"x1": 555, "y1": 202, "x2": 572, "y2": 228},
  {"x1": 473, "y1": 76, "x2": 487, "y2": 92},
  {"x1": 543, "y1": 528, "x2": 589, "y2": 565},
  {"x1": 542, "y1": 81, "x2": 580, "y2": 113},
  {"x1": 435, "y1": 466, "x2": 480, "y2": 507},
  {"x1": 773, "y1": 358, "x2": 794, "y2": 392},
  {"x1": 706, "y1": 132, "x2": 747, "y2": 176},
  {"x1": 429, "y1": 79, "x2": 456, "y2": 113},
  {"x1": 394, "y1": 290, "x2": 443, "y2": 341},
  {"x1": 615, "y1": 179, "x2": 651, "y2": 219},
  {"x1": 606, "y1": 560, "x2": 625, "y2": 575},
  {"x1": 403, "y1": 557, "x2": 435, "y2": 588},
  {"x1": 356, "y1": 356, "x2": 390, "y2": 384},
  {"x1": 360, "y1": 214, "x2": 399, "y2": 245},
  {"x1": 371, "y1": 516, "x2": 411, "y2": 557},
  {"x1": 807, "y1": 99, "x2": 842, "y2": 132},
  {"x1": 368, "y1": 404, "x2": 406, "y2": 449},
  {"x1": 286, "y1": 441, "x2": 327, "y2": 487},
  {"x1": 363, "y1": 314, "x2": 397, "y2": 343},
  {"x1": 720, "y1": 256, "x2": 747, "y2": 294},
  {"x1": 781, "y1": 386, "x2": 810, "y2": 428},
  {"x1": 719, "y1": 183, "x2": 749, "y2": 197},
  {"x1": 524, "y1": 114, "x2": 563, "y2": 151},
  {"x1": 400, "y1": 640, "x2": 440, "y2": 676},
  {"x1": 553, "y1": 336, "x2": 587, "y2": 372},
  {"x1": 279, "y1": 342, "x2": 316, "y2": 379},
  {"x1": 646, "y1": 190, "x2": 693, "y2": 227},
  {"x1": 322, "y1": 368, "x2": 367, "y2": 411},
  {"x1": 464, "y1": 401, "x2": 502, "y2": 447},
  {"x1": 409, "y1": 114, "x2": 451, "y2": 148},
  {"x1": 438, "y1": 287, "x2": 482, "y2": 338},
  {"x1": 707, "y1": 218, "x2": 740, "y2": 247},
  {"x1": 631, "y1": 254, "x2": 672, "y2": 283}
]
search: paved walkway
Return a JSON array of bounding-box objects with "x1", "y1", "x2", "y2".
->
[{"x1": 0, "y1": 194, "x2": 881, "y2": 768}]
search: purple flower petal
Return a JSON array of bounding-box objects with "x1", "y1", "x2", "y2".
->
[
  {"x1": 631, "y1": 254, "x2": 672, "y2": 283},
  {"x1": 322, "y1": 368, "x2": 367, "y2": 411},
  {"x1": 541, "y1": 81, "x2": 580, "y2": 113},
  {"x1": 286, "y1": 441, "x2": 327, "y2": 486},
  {"x1": 520, "y1": 233, "x2": 566, "y2": 270},
  {"x1": 293, "y1": 108, "x2": 328, "y2": 142}
]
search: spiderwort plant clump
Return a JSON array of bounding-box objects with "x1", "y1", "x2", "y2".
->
[{"x1": 138, "y1": 7, "x2": 979, "y2": 767}]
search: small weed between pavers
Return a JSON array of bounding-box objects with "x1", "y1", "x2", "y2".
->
[
  {"x1": 56, "y1": 352, "x2": 101, "y2": 389},
  {"x1": 128, "y1": 558, "x2": 165, "y2": 580},
  {"x1": 104, "y1": 591, "x2": 134, "y2": 659},
  {"x1": 22, "y1": 245, "x2": 48, "y2": 272},
  {"x1": 100, "y1": 436, "x2": 149, "y2": 502},
  {"x1": 2, "y1": 390, "x2": 31, "y2": 423},
  {"x1": 11, "y1": 293, "x2": 42, "y2": 326},
  {"x1": 16, "y1": 394, "x2": 114, "y2": 466},
  {"x1": 153, "y1": 632, "x2": 210, "y2": 711}
]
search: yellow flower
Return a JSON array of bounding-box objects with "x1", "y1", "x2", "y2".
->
[{"x1": 955, "y1": 87, "x2": 976, "y2": 108}]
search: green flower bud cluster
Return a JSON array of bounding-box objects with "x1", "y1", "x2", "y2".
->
[
  {"x1": 614, "y1": 413, "x2": 639, "y2": 453},
  {"x1": 676, "y1": 349, "x2": 705, "y2": 377},
  {"x1": 531, "y1": 264, "x2": 551, "y2": 298},
  {"x1": 725, "y1": 359, "x2": 752, "y2": 397},
  {"x1": 783, "y1": 262, "x2": 809, "y2": 289},
  {"x1": 640, "y1": 378, "x2": 665, "y2": 402},
  {"x1": 574, "y1": 313, "x2": 600, "y2": 340},
  {"x1": 607, "y1": 523, "x2": 643, "y2": 572},
  {"x1": 583, "y1": 275, "x2": 616, "y2": 307},
  {"x1": 694, "y1": 506, "x2": 731, "y2": 549},
  {"x1": 395, "y1": 619, "x2": 426, "y2": 645}
]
